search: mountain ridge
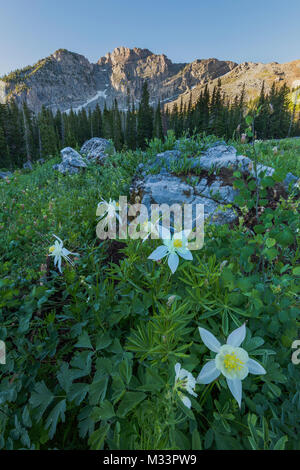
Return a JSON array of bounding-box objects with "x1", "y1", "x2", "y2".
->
[{"x1": 0, "y1": 47, "x2": 299, "y2": 114}]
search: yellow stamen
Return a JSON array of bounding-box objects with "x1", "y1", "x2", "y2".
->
[
  {"x1": 49, "y1": 246, "x2": 55, "y2": 253},
  {"x1": 174, "y1": 239, "x2": 183, "y2": 249},
  {"x1": 223, "y1": 353, "x2": 244, "y2": 371}
]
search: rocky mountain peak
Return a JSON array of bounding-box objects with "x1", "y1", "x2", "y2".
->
[
  {"x1": 1, "y1": 47, "x2": 299, "y2": 114},
  {"x1": 51, "y1": 49, "x2": 92, "y2": 68},
  {"x1": 99, "y1": 47, "x2": 159, "y2": 66}
]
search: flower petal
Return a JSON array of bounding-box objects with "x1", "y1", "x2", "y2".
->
[
  {"x1": 197, "y1": 361, "x2": 220, "y2": 384},
  {"x1": 168, "y1": 253, "x2": 179, "y2": 274},
  {"x1": 227, "y1": 323, "x2": 246, "y2": 347},
  {"x1": 181, "y1": 395, "x2": 192, "y2": 409},
  {"x1": 148, "y1": 245, "x2": 168, "y2": 261},
  {"x1": 175, "y1": 363, "x2": 181, "y2": 381},
  {"x1": 226, "y1": 378, "x2": 242, "y2": 408},
  {"x1": 53, "y1": 234, "x2": 63, "y2": 245},
  {"x1": 177, "y1": 249, "x2": 193, "y2": 261},
  {"x1": 58, "y1": 258, "x2": 62, "y2": 274},
  {"x1": 199, "y1": 327, "x2": 221, "y2": 353},
  {"x1": 247, "y1": 358, "x2": 266, "y2": 375}
]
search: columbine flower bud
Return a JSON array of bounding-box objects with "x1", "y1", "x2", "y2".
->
[
  {"x1": 167, "y1": 295, "x2": 176, "y2": 307},
  {"x1": 220, "y1": 260, "x2": 228, "y2": 272}
]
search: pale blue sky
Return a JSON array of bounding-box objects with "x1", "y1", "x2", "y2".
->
[{"x1": 0, "y1": 0, "x2": 299, "y2": 76}]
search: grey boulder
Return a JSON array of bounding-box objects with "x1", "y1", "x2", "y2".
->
[
  {"x1": 80, "y1": 138, "x2": 114, "y2": 163},
  {"x1": 150, "y1": 150, "x2": 182, "y2": 172},
  {"x1": 131, "y1": 141, "x2": 298, "y2": 229},
  {"x1": 131, "y1": 172, "x2": 237, "y2": 226},
  {"x1": 0, "y1": 171, "x2": 12, "y2": 179},
  {"x1": 53, "y1": 147, "x2": 87, "y2": 175},
  {"x1": 191, "y1": 144, "x2": 252, "y2": 173},
  {"x1": 283, "y1": 172, "x2": 298, "y2": 191},
  {"x1": 23, "y1": 161, "x2": 33, "y2": 171}
]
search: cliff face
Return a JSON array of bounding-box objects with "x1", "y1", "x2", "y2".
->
[
  {"x1": 0, "y1": 47, "x2": 238, "y2": 113},
  {"x1": 166, "y1": 60, "x2": 300, "y2": 110},
  {"x1": 1, "y1": 46, "x2": 299, "y2": 114},
  {"x1": 0, "y1": 49, "x2": 98, "y2": 113}
]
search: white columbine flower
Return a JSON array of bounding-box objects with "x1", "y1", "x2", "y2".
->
[
  {"x1": 148, "y1": 230, "x2": 193, "y2": 274},
  {"x1": 49, "y1": 235, "x2": 79, "y2": 274},
  {"x1": 97, "y1": 198, "x2": 121, "y2": 223},
  {"x1": 197, "y1": 324, "x2": 266, "y2": 408},
  {"x1": 174, "y1": 363, "x2": 197, "y2": 409}
]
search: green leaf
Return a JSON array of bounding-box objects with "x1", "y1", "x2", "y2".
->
[
  {"x1": 68, "y1": 383, "x2": 89, "y2": 405},
  {"x1": 70, "y1": 351, "x2": 93, "y2": 379},
  {"x1": 263, "y1": 247, "x2": 278, "y2": 262},
  {"x1": 261, "y1": 176, "x2": 275, "y2": 188},
  {"x1": 117, "y1": 392, "x2": 146, "y2": 418},
  {"x1": 245, "y1": 115, "x2": 253, "y2": 125},
  {"x1": 273, "y1": 435, "x2": 288, "y2": 450},
  {"x1": 292, "y1": 267, "x2": 300, "y2": 276},
  {"x1": 88, "y1": 423, "x2": 110, "y2": 450},
  {"x1": 57, "y1": 362, "x2": 74, "y2": 393},
  {"x1": 254, "y1": 225, "x2": 265, "y2": 234},
  {"x1": 89, "y1": 376, "x2": 109, "y2": 406},
  {"x1": 267, "y1": 382, "x2": 282, "y2": 397},
  {"x1": 75, "y1": 331, "x2": 93, "y2": 349},
  {"x1": 92, "y1": 400, "x2": 115, "y2": 422},
  {"x1": 192, "y1": 428, "x2": 202, "y2": 450},
  {"x1": 275, "y1": 229, "x2": 294, "y2": 247},
  {"x1": 96, "y1": 332, "x2": 112, "y2": 351},
  {"x1": 29, "y1": 382, "x2": 54, "y2": 422},
  {"x1": 266, "y1": 238, "x2": 276, "y2": 248},
  {"x1": 22, "y1": 406, "x2": 32, "y2": 428},
  {"x1": 204, "y1": 428, "x2": 214, "y2": 449},
  {"x1": 78, "y1": 405, "x2": 95, "y2": 439},
  {"x1": 272, "y1": 169, "x2": 286, "y2": 182},
  {"x1": 45, "y1": 399, "x2": 66, "y2": 439},
  {"x1": 119, "y1": 358, "x2": 132, "y2": 386}
]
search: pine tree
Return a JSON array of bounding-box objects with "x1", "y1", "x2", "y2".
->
[
  {"x1": 125, "y1": 100, "x2": 137, "y2": 149},
  {"x1": 102, "y1": 103, "x2": 113, "y2": 140},
  {"x1": 137, "y1": 82, "x2": 153, "y2": 148},
  {"x1": 112, "y1": 99, "x2": 124, "y2": 150},
  {"x1": 6, "y1": 102, "x2": 25, "y2": 167},
  {"x1": 153, "y1": 101, "x2": 164, "y2": 140},
  {"x1": 92, "y1": 104, "x2": 102, "y2": 137},
  {"x1": 38, "y1": 106, "x2": 58, "y2": 156}
]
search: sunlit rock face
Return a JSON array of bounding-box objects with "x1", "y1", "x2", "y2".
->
[
  {"x1": 3, "y1": 47, "x2": 299, "y2": 116},
  {"x1": 0, "y1": 47, "x2": 237, "y2": 113}
]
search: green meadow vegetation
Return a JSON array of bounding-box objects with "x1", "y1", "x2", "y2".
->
[{"x1": 0, "y1": 133, "x2": 299, "y2": 450}]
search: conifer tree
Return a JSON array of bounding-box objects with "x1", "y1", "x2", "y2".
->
[
  {"x1": 38, "y1": 106, "x2": 58, "y2": 156},
  {"x1": 153, "y1": 101, "x2": 164, "y2": 140},
  {"x1": 137, "y1": 82, "x2": 153, "y2": 148},
  {"x1": 112, "y1": 99, "x2": 124, "y2": 150},
  {"x1": 125, "y1": 100, "x2": 137, "y2": 149}
]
